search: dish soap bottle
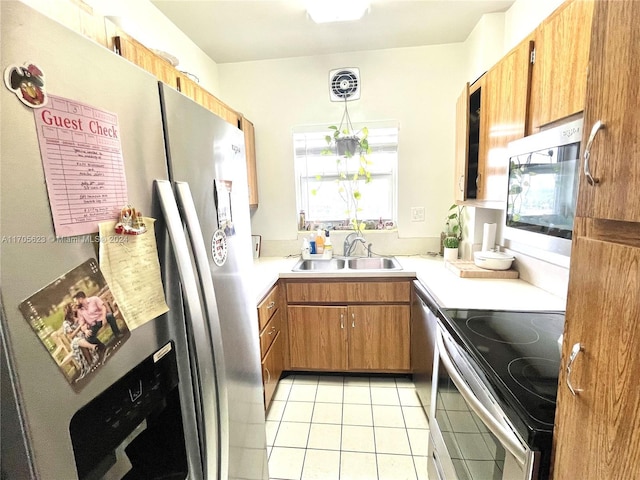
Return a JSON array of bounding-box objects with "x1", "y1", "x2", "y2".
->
[
  {"x1": 301, "y1": 237, "x2": 311, "y2": 259},
  {"x1": 315, "y1": 228, "x2": 325, "y2": 255},
  {"x1": 322, "y1": 230, "x2": 333, "y2": 259}
]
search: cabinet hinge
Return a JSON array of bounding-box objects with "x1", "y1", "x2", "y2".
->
[{"x1": 530, "y1": 48, "x2": 536, "y2": 64}]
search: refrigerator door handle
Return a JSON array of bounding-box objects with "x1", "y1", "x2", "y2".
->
[
  {"x1": 173, "y1": 180, "x2": 230, "y2": 480},
  {"x1": 155, "y1": 180, "x2": 222, "y2": 480}
]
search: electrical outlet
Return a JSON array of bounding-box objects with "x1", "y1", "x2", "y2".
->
[{"x1": 411, "y1": 207, "x2": 425, "y2": 222}]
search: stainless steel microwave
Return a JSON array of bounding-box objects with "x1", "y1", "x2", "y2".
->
[{"x1": 503, "y1": 117, "x2": 583, "y2": 260}]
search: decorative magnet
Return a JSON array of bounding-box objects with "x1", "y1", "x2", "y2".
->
[
  {"x1": 114, "y1": 205, "x2": 147, "y2": 235},
  {"x1": 4, "y1": 62, "x2": 47, "y2": 108},
  {"x1": 211, "y1": 229, "x2": 228, "y2": 267}
]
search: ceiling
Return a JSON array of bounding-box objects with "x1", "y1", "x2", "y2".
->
[{"x1": 151, "y1": 0, "x2": 515, "y2": 64}]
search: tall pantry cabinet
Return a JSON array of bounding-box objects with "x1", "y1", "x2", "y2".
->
[{"x1": 552, "y1": 1, "x2": 640, "y2": 479}]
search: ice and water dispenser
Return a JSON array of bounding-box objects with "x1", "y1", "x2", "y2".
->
[{"x1": 69, "y1": 342, "x2": 189, "y2": 480}]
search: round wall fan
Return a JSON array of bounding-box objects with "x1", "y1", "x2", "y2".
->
[{"x1": 329, "y1": 68, "x2": 360, "y2": 102}]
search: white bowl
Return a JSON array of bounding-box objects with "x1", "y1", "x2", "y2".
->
[{"x1": 473, "y1": 251, "x2": 515, "y2": 270}]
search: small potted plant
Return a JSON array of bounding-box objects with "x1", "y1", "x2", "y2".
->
[
  {"x1": 443, "y1": 235, "x2": 459, "y2": 262},
  {"x1": 441, "y1": 203, "x2": 464, "y2": 255}
]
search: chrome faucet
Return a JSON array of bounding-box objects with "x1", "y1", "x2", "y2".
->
[{"x1": 344, "y1": 232, "x2": 366, "y2": 257}]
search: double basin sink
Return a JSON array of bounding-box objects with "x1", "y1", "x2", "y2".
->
[{"x1": 292, "y1": 256, "x2": 402, "y2": 272}]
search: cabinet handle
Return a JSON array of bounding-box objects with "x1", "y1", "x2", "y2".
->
[
  {"x1": 268, "y1": 326, "x2": 276, "y2": 336},
  {"x1": 266, "y1": 301, "x2": 276, "y2": 310},
  {"x1": 584, "y1": 121, "x2": 604, "y2": 186},
  {"x1": 566, "y1": 342, "x2": 584, "y2": 396},
  {"x1": 340, "y1": 313, "x2": 344, "y2": 329},
  {"x1": 458, "y1": 174, "x2": 464, "y2": 192},
  {"x1": 265, "y1": 366, "x2": 271, "y2": 383},
  {"x1": 476, "y1": 173, "x2": 481, "y2": 189},
  {"x1": 351, "y1": 313, "x2": 355, "y2": 328}
]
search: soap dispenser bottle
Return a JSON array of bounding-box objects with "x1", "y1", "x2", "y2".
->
[
  {"x1": 301, "y1": 237, "x2": 311, "y2": 259},
  {"x1": 315, "y1": 228, "x2": 325, "y2": 254},
  {"x1": 322, "y1": 230, "x2": 333, "y2": 259}
]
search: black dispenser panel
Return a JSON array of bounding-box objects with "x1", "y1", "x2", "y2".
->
[{"x1": 70, "y1": 342, "x2": 188, "y2": 480}]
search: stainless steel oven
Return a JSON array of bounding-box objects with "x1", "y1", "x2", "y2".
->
[{"x1": 428, "y1": 309, "x2": 564, "y2": 480}]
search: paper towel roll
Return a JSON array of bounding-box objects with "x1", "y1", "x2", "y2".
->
[{"x1": 481, "y1": 223, "x2": 497, "y2": 251}]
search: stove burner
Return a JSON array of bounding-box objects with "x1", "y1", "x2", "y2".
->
[
  {"x1": 466, "y1": 316, "x2": 540, "y2": 345},
  {"x1": 508, "y1": 357, "x2": 558, "y2": 409}
]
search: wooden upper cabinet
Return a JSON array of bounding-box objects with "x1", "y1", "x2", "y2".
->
[
  {"x1": 114, "y1": 35, "x2": 242, "y2": 129},
  {"x1": 241, "y1": 117, "x2": 259, "y2": 208},
  {"x1": 529, "y1": 0, "x2": 594, "y2": 130},
  {"x1": 454, "y1": 83, "x2": 470, "y2": 202},
  {"x1": 114, "y1": 35, "x2": 179, "y2": 89},
  {"x1": 175, "y1": 73, "x2": 240, "y2": 127},
  {"x1": 454, "y1": 76, "x2": 485, "y2": 202},
  {"x1": 575, "y1": 0, "x2": 640, "y2": 223},
  {"x1": 481, "y1": 37, "x2": 534, "y2": 203}
]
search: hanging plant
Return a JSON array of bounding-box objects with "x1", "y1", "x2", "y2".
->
[{"x1": 311, "y1": 99, "x2": 372, "y2": 232}]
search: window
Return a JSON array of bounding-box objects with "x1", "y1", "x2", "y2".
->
[{"x1": 294, "y1": 121, "x2": 398, "y2": 229}]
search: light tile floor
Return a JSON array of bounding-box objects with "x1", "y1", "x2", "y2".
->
[{"x1": 266, "y1": 374, "x2": 430, "y2": 480}]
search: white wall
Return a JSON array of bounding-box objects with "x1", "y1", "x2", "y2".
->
[
  {"x1": 18, "y1": 0, "x2": 221, "y2": 95},
  {"x1": 464, "y1": 12, "x2": 506, "y2": 84},
  {"x1": 219, "y1": 44, "x2": 468, "y2": 256},
  {"x1": 504, "y1": 0, "x2": 566, "y2": 51}
]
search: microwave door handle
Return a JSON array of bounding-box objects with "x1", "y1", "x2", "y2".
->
[{"x1": 436, "y1": 328, "x2": 528, "y2": 467}]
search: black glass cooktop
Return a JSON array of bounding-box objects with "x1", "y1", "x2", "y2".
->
[{"x1": 440, "y1": 308, "x2": 565, "y2": 451}]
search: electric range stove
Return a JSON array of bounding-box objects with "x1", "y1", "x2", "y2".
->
[{"x1": 438, "y1": 308, "x2": 565, "y2": 452}]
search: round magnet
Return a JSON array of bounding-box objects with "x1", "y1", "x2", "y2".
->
[{"x1": 211, "y1": 229, "x2": 228, "y2": 266}]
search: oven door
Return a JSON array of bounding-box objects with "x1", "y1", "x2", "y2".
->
[{"x1": 428, "y1": 325, "x2": 538, "y2": 480}]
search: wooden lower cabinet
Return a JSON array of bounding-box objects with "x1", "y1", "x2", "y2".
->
[
  {"x1": 258, "y1": 284, "x2": 285, "y2": 409},
  {"x1": 348, "y1": 305, "x2": 410, "y2": 371},
  {"x1": 285, "y1": 280, "x2": 411, "y2": 373},
  {"x1": 288, "y1": 306, "x2": 347, "y2": 370},
  {"x1": 553, "y1": 231, "x2": 640, "y2": 479},
  {"x1": 262, "y1": 330, "x2": 284, "y2": 409}
]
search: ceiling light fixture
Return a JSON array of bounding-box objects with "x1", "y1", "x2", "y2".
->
[{"x1": 306, "y1": 0, "x2": 370, "y2": 24}]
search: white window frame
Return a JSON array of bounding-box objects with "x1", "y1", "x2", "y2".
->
[{"x1": 293, "y1": 121, "x2": 399, "y2": 229}]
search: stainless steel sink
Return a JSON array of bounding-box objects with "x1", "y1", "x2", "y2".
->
[
  {"x1": 347, "y1": 257, "x2": 402, "y2": 270},
  {"x1": 292, "y1": 258, "x2": 346, "y2": 271},
  {"x1": 291, "y1": 256, "x2": 402, "y2": 272}
]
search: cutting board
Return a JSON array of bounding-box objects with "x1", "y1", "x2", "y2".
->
[{"x1": 446, "y1": 260, "x2": 519, "y2": 279}]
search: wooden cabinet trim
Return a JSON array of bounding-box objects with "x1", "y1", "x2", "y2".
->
[
  {"x1": 258, "y1": 284, "x2": 280, "y2": 331},
  {"x1": 260, "y1": 308, "x2": 281, "y2": 357},
  {"x1": 285, "y1": 279, "x2": 412, "y2": 304}
]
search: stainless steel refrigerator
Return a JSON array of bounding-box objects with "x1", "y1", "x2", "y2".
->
[{"x1": 1, "y1": 2, "x2": 267, "y2": 479}]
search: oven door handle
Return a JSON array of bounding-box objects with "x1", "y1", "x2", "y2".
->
[{"x1": 436, "y1": 327, "x2": 529, "y2": 468}]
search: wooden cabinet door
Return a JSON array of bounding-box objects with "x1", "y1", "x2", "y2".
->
[
  {"x1": 263, "y1": 331, "x2": 283, "y2": 409},
  {"x1": 552, "y1": 233, "x2": 640, "y2": 479},
  {"x1": 288, "y1": 306, "x2": 347, "y2": 370},
  {"x1": 454, "y1": 83, "x2": 470, "y2": 202},
  {"x1": 347, "y1": 305, "x2": 410, "y2": 372},
  {"x1": 480, "y1": 38, "x2": 533, "y2": 202},
  {"x1": 529, "y1": 0, "x2": 594, "y2": 130},
  {"x1": 575, "y1": 0, "x2": 640, "y2": 223},
  {"x1": 241, "y1": 117, "x2": 259, "y2": 208}
]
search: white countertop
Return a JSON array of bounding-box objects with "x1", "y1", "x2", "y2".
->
[{"x1": 250, "y1": 255, "x2": 566, "y2": 311}]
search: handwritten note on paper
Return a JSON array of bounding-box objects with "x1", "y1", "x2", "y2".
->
[
  {"x1": 98, "y1": 218, "x2": 169, "y2": 330},
  {"x1": 33, "y1": 95, "x2": 128, "y2": 237}
]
